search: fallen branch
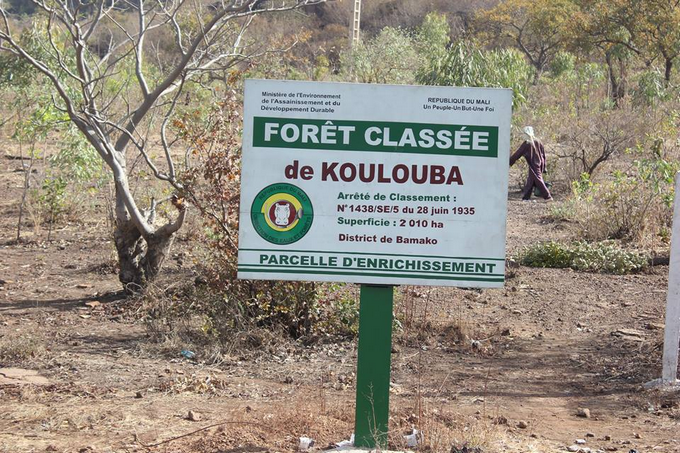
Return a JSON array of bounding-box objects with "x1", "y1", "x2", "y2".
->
[{"x1": 136, "y1": 420, "x2": 266, "y2": 449}]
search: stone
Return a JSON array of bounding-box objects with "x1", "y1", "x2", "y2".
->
[
  {"x1": 577, "y1": 408, "x2": 591, "y2": 418},
  {"x1": 568, "y1": 445, "x2": 581, "y2": 452},
  {"x1": 492, "y1": 415, "x2": 508, "y2": 425},
  {"x1": 576, "y1": 439, "x2": 587, "y2": 444},
  {"x1": 135, "y1": 391, "x2": 143, "y2": 399},
  {"x1": 187, "y1": 410, "x2": 202, "y2": 422},
  {"x1": 604, "y1": 435, "x2": 612, "y2": 441},
  {"x1": 337, "y1": 374, "x2": 353, "y2": 384},
  {"x1": 586, "y1": 433, "x2": 595, "y2": 438},
  {"x1": 517, "y1": 420, "x2": 528, "y2": 429},
  {"x1": 611, "y1": 329, "x2": 645, "y2": 341}
]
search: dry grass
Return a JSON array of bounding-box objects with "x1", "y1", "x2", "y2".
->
[
  {"x1": 176, "y1": 398, "x2": 513, "y2": 452},
  {"x1": 158, "y1": 373, "x2": 231, "y2": 395},
  {"x1": 0, "y1": 333, "x2": 48, "y2": 364}
]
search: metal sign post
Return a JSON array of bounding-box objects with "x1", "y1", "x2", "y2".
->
[{"x1": 354, "y1": 284, "x2": 393, "y2": 448}]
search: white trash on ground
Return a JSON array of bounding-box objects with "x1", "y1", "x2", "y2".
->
[
  {"x1": 404, "y1": 429, "x2": 420, "y2": 448},
  {"x1": 299, "y1": 436, "x2": 315, "y2": 451}
]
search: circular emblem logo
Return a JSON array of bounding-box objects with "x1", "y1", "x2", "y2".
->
[{"x1": 251, "y1": 183, "x2": 314, "y2": 245}]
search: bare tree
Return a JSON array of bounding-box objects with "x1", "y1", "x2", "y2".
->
[
  {"x1": 0, "y1": 0, "x2": 324, "y2": 292},
  {"x1": 556, "y1": 106, "x2": 643, "y2": 178}
]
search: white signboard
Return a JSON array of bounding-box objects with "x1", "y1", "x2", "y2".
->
[{"x1": 237, "y1": 80, "x2": 512, "y2": 288}]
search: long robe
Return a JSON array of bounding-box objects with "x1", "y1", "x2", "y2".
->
[{"x1": 510, "y1": 139, "x2": 551, "y2": 200}]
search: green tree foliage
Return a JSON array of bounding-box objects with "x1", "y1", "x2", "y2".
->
[
  {"x1": 340, "y1": 27, "x2": 421, "y2": 84},
  {"x1": 475, "y1": 0, "x2": 577, "y2": 81},
  {"x1": 417, "y1": 40, "x2": 532, "y2": 108},
  {"x1": 568, "y1": 0, "x2": 638, "y2": 105},
  {"x1": 632, "y1": 0, "x2": 680, "y2": 83},
  {"x1": 416, "y1": 12, "x2": 450, "y2": 62}
]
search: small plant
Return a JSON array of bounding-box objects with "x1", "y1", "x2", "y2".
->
[
  {"x1": 547, "y1": 200, "x2": 576, "y2": 221},
  {"x1": 37, "y1": 176, "x2": 68, "y2": 240},
  {"x1": 520, "y1": 241, "x2": 574, "y2": 269},
  {"x1": 10, "y1": 98, "x2": 63, "y2": 241},
  {"x1": 520, "y1": 240, "x2": 648, "y2": 274},
  {"x1": 316, "y1": 283, "x2": 359, "y2": 336}
]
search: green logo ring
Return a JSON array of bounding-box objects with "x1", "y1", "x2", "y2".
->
[{"x1": 251, "y1": 183, "x2": 314, "y2": 245}]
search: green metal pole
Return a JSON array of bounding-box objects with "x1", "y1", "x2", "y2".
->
[{"x1": 354, "y1": 284, "x2": 394, "y2": 448}]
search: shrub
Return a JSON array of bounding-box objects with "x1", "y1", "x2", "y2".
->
[
  {"x1": 316, "y1": 283, "x2": 360, "y2": 337},
  {"x1": 174, "y1": 95, "x2": 320, "y2": 340},
  {"x1": 37, "y1": 125, "x2": 107, "y2": 228},
  {"x1": 520, "y1": 240, "x2": 648, "y2": 274},
  {"x1": 340, "y1": 27, "x2": 422, "y2": 84},
  {"x1": 566, "y1": 155, "x2": 680, "y2": 244},
  {"x1": 633, "y1": 68, "x2": 671, "y2": 106},
  {"x1": 417, "y1": 40, "x2": 532, "y2": 108},
  {"x1": 549, "y1": 51, "x2": 576, "y2": 78},
  {"x1": 167, "y1": 96, "x2": 366, "y2": 345},
  {"x1": 557, "y1": 105, "x2": 644, "y2": 178},
  {"x1": 520, "y1": 241, "x2": 573, "y2": 269},
  {"x1": 416, "y1": 12, "x2": 450, "y2": 62}
]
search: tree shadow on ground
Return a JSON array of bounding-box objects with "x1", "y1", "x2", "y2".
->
[{"x1": 0, "y1": 290, "x2": 126, "y2": 313}]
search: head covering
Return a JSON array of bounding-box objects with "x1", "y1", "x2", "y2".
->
[{"x1": 523, "y1": 126, "x2": 535, "y2": 142}]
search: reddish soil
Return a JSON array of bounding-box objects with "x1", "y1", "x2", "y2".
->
[{"x1": 1, "y1": 153, "x2": 679, "y2": 453}]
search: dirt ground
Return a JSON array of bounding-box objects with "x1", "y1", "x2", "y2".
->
[{"x1": 1, "y1": 152, "x2": 679, "y2": 453}]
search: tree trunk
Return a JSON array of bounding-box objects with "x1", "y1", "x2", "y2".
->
[
  {"x1": 605, "y1": 51, "x2": 626, "y2": 107},
  {"x1": 114, "y1": 217, "x2": 144, "y2": 292},
  {"x1": 112, "y1": 188, "x2": 177, "y2": 293},
  {"x1": 665, "y1": 56, "x2": 673, "y2": 85},
  {"x1": 141, "y1": 232, "x2": 175, "y2": 283}
]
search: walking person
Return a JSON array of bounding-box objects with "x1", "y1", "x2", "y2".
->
[{"x1": 509, "y1": 126, "x2": 553, "y2": 201}]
